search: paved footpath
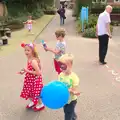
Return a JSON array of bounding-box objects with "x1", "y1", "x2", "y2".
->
[{"x1": 0, "y1": 9, "x2": 120, "y2": 120}]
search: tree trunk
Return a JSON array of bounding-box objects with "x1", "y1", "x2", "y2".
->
[{"x1": 0, "y1": 2, "x2": 8, "y2": 17}]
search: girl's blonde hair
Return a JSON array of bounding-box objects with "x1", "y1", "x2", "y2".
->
[
  {"x1": 26, "y1": 44, "x2": 41, "y2": 68},
  {"x1": 32, "y1": 48, "x2": 39, "y2": 59}
]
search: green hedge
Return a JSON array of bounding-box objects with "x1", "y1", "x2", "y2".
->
[
  {"x1": 7, "y1": 3, "x2": 44, "y2": 21},
  {"x1": 76, "y1": 14, "x2": 97, "y2": 33},
  {"x1": 43, "y1": 6, "x2": 56, "y2": 15},
  {"x1": 91, "y1": 3, "x2": 120, "y2": 14},
  {"x1": 4, "y1": 20, "x2": 24, "y2": 31}
]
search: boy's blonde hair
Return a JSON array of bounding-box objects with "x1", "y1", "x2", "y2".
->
[
  {"x1": 55, "y1": 28, "x2": 66, "y2": 37},
  {"x1": 58, "y1": 53, "x2": 74, "y2": 64}
]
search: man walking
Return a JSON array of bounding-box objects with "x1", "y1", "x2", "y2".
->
[{"x1": 96, "y1": 5, "x2": 112, "y2": 65}]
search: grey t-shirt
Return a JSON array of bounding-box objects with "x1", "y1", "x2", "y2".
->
[{"x1": 54, "y1": 41, "x2": 66, "y2": 60}]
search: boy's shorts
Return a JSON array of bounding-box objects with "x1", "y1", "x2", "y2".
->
[{"x1": 54, "y1": 59, "x2": 62, "y2": 74}]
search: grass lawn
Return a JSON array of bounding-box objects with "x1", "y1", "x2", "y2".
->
[{"x1": 0, "y1": 15, "x2": 54, "y2": 56}]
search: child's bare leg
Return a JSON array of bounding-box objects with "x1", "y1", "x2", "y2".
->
[
  {"x1": 28, "y1": 29, "x2": 31, "y2": 32},
  {"x1": 28, "y1": 29, "x2": 34, "y2": 34}
]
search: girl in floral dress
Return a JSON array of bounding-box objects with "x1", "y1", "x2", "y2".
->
[{"x1": 18, "y1": 43, "x2": 45, "y2": 112}]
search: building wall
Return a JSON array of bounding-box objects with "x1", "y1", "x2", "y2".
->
[
  {"x1": 55, "y1": 0, "x2": 60, "y2": 8},
  {"x1": 107, "y1": 0, "x2": 113, "y2": 2},
  {"x1": 107, "y1": 0, "x2": 120, "y2": 6}
]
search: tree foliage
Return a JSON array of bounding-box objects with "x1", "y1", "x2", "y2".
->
[
  {"x1": 75, "y1": 0, "x2": 92, "y2": 18},
  {"x1": 6, "y1": 0, "x2": 54, "y2": 6},
  {"x1": 5, "y1": 0, "x2": 54, "y2": 13}
]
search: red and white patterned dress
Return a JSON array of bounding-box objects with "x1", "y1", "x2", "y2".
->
[{"x1": 20, "y1": 61, "x2": 43, "y2": 104}]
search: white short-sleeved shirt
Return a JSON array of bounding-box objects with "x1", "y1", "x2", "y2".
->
[{"x1": 97, "y1": 11, "x2": 111, "y2": 36}]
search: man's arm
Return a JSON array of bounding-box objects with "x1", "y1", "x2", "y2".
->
[
  {"x1": 96, "y1": 14, "x2": 100, "y2": 37},
  {"x1": 96, "y1": 23, "x2": 98, "y2": 37},
  {"x1": 106, "y1": 23, "x2": 111, "y2": 37},
  {"x1": 105, "y1": 14, "x2": 112, "y2": 38}
]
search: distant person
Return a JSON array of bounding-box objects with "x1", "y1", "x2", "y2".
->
[
  {"x1": 57, "y1": 5, "x2": 66, "y2": 25},
  {"x1": 23, "y1": 16, "x2": 35, "y2": 34},
  {"x1": 96, "y1": 5, "x2": 112, "y2": 65}
]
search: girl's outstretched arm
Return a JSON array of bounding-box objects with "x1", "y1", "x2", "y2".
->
[{"x1": 23, "y1": 21, "x2": 27, "y2": 24}]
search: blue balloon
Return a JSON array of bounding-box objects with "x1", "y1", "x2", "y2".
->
[{"x1": 40, "y1": 81, "x2": 70, "y2": 109}]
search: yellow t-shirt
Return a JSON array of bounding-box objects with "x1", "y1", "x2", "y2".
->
[{"x1": 58, "y1": 72, "x2": 79, "y2": 103}]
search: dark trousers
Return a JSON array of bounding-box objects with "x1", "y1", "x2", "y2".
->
[
  {"x1": 63, "y1": 100, "x2": 77, "y2": 120},
  {"x1": 98, "y1": 34, "x2": 109, "y2": 62}
]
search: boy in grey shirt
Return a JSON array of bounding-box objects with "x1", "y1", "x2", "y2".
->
[{"x1": 44, "y1": 28, "x2": 66, "y2": 74}]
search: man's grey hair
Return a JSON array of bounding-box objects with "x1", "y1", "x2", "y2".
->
[{"x1": 105, "y1": 5, "x2": 112, "y2": 9}]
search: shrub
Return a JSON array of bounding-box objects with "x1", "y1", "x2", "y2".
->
[
  {"x1": 84, "y1": 15, "x2": 97, "y2": 29},
  {"x1": 76, "y1": 14, "x2": 98, "y2": 32},
  {"x1": 82, "y1": 25, "x2": 113, "y2": 38},
  {"x1": 76, "y1": 20, "x2": 82, "y2": 33},
  {"x1": 76, "y1": 14, "x2": 113, "y2": 38},
  {"x1": 110, "y1": 25, "x2": 113, "y2": 33},
  {"x1": 82, "y1": 26, "x2": 96, "y2": 38},
  {"x1": 91, "y1": 2, "x2": 106, "y2": 9},
  {"x1": 5, "y1": 20, "x2": 24, "y2": 31},
  {"x1": 111, "y1": 21, "x2": 120, "y2": 26},
  {"x1": 43, "y1": 6, "x2": 56, "y2": 15},
  {"x1": 31, "y1": 9, "x2": 44, "y2": 19}
]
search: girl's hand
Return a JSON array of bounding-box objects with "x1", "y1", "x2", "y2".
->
[
  {"x1": 18, "y1": 71, "x2": 25, "y2": 75},
  {"x1": 17, "y1": 69, "x2": 25, "y2": 75},
  {"x1": 24, "y1": 68, "x2": 29, "y2": 73}
]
